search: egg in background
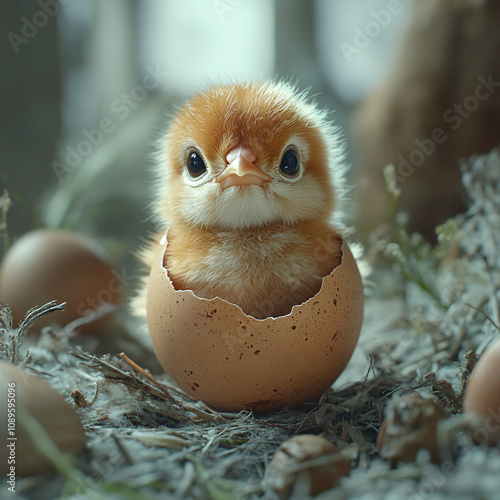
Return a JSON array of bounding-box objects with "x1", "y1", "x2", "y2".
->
[
  {"x1": 0, "y1": 361, "x2": 86, "y2": 476},
  {"x1": 464, "y1": 339, "x2": 500, "y2": 444},
  {"x1": 0, "y1": 229, "x2": 122, "y2": 332}
]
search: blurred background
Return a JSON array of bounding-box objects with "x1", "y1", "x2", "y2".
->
[{"x1": 1, "y1": 0, "x2": 499, "y2": 282}]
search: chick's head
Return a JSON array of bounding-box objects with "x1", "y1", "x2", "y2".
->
[{"x1": 154, "y1": 81, "x2": 344, "y2": 230}]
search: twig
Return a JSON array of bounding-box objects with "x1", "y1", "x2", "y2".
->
[
  {"x1": 118, "y1": 352, "x2": 175, "y2": 402},
  {"x1": 459, "y1": 350, "x2": 476, "y2": 398},
  {"x1": 464, "y1": 303, "x2": 500, "y2": 331},
  {"x1": 71, "y1": 350, "x2": 178, "y2": 403},
  {"x1": 296, "y1": 404, "x2": 320, "y2": 434},
  {"x1": 117, "y1": 352, "x2": 232, "y2": 424},
  {"x1": 1, "y1": 300, "x2": 65, "y2": 364},
  {"x1": 111, "y1": 433, "x2": 134, "y2": 465},
  {"x1": 72, "y1": 349, "x2": 231, "y2": 425},
  {"x1": 19, "y1": 300, "x2": 66, "y2": 334}
]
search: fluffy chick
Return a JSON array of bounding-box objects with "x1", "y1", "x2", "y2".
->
[{"x1": 133, "y1": 81, "x2": 346, "y2": 320}]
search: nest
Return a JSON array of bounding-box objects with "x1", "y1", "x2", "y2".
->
[{"x1": 1, "y1": 150, "x2": 499, "y2": 499}]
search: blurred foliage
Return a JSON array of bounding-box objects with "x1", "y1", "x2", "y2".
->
[{"x1": 368, "y1": 164, "x2": 464, "y2": 310}]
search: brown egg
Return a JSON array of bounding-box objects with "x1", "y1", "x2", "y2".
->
[
  {"x1": 267, "y1": 434, "x2": 350, "y2": 497},
  {"x1": 377, "y1": 393, "x2": 449, "y2": 464},
  {"x1": 0, "y1": 229, "x2": 122, "y2": 332},
  {"x1": 0, "y1": 362, "x2": 86, "y2": 476},
  {"x1": 146, "y1": 233, "x2": 364, "y2": 413},
  {"x1": 463, "y1": 339, "x2": 500, "y2": 444}
]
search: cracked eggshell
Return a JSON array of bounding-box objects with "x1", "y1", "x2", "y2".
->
[{"x1": 146, "y1": 234, "x2": 364, "y2": 414}]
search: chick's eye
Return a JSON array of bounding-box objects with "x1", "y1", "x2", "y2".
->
[
  {"x1": 279, "y1": 150, "x2": 299, "y2": 177},
  {"x1": 187, "y1": 151, "x2": 207, "y2": 178}
]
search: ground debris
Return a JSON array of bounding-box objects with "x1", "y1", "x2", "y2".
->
[{"x1": 8, "y1": 150, "x2": 500, "y2": 499}]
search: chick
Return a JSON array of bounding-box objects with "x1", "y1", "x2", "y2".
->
[{"x1": 133, "y1": 81, "x2": 346, "y2": 320}]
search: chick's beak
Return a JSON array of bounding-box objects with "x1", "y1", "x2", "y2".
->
[{"x1": 215, "y1": 145, "x2": 271, "y2": 190}]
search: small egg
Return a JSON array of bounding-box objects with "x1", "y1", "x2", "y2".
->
[
  {"x1": 463, "y1": 339, "x2": 500, "y2": 444},
  {"x1": 146, "y1": 233, "x2": 364, "y2": 413},
  {"x1": 377, "y1": 393, "x2": 448, "y2": 464},
  {"x1": 266, "y1": 434, "x2": 350, "y2": 497},
  {"x1": 0, "y1": 229, "x2": 122, "y2": 332},
  {"x1": 0, "y1": 362, "x2": 86, "y2": 476}
]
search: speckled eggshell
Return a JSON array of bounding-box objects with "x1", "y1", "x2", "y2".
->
[{"x1": 147, "y1": 234, "x2": 364, "y2": 414}]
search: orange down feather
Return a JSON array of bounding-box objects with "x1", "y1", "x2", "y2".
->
[{"x1": 132, "y1": 81, "x2": 346, "y2": 320}]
